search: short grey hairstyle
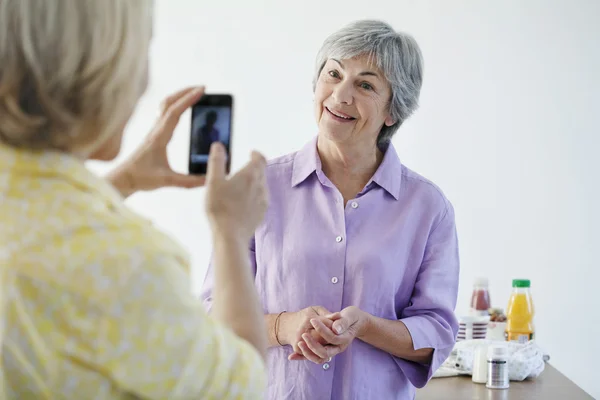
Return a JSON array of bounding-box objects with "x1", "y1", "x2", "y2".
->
[
  {"x1": 313, "y1": 20, "x2": 424, "y2": 148},
  {"x1": 0, "y1": 0, "x2": 154, "y2": 153}
]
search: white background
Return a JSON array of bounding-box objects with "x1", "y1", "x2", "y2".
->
[{"x1": 88, "y1": 0, "x2": 600, "y2": 397}]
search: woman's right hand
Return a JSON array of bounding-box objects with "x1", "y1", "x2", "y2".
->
[{"x1": 205, "y1": 142, "x2": 268, "y2": 241}]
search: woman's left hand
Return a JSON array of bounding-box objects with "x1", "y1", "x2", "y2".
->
[
  {"x1": 106, "y1": 86, "x2": 207, "y2": 198},
  {"x1": 290, "y1": 306, "x2": 370, "y2": 364}
]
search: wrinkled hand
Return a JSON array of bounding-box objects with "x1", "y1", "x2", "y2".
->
[
  {"x1": 278, "y1": 306, "x2": 333, "y2": 361},
  {"x1": 205, "y1": 142, "x2": 268, "y2": 241},
  {"x1": 107, "y1": 86, "x2": 207, "y2": 197},
  {"x1": 292, "y1": 306, "x2": 368, "y2": 364}
]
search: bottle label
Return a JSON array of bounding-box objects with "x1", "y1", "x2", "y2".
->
[
  {"x1": 505, "y1": 332, "x2": 534, "y2": 343},
  {"x1": 487, "y1": 360, "x2": 509, "y2": 389}
]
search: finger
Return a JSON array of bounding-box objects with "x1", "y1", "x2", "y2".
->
[
  {"x1": 236, "y1": 151, "x2": 265, "y2": 175},
  {"x1": 320, "y1": 316, "x2": 335, "y2": 329},
  {"x1": 310, "y1": 318, "x2": 342, "y2": 345},
  {"x1": 160, "y1": 86, "x2": 205, "y2": 133},
  {"x1": 325, "y1": 312, "x2": 342, "y2": 320},
  {"x1": 250, "y1": 150, "x2": 267, "y2": 165},
  {"x1": 245, "y1": 151, "x2": 267, "y2": 180},
  {"x1": 292, "y1": 344, "x2": 302, "y2": 356},
  {"x1": 254, "y1": 153, "x2": 268, "y2": 200},
  {"x1": 160, "y1": 86, "x2": 199, "y2": 115},
  {"x1": 298, "y1": 341, "x2": 325, "y2": 364},
  {"x1": 291, "y1": 337, "x2": 302, "y2": 355},
  {"x1": 206, "y1": 142, "x2": 226, "y2": 184},
  {"x1": 291, "y1": 332, "x2": 304, "y2": 355},
  {"x1": 314, "y1": 306, "x2": 332, "y2": 316},
  {"x1": 232, "y1": 151, "x2": 267, "y2": 187},
  {"x1": 164, "y1": 172, "x2": 206, "y2": 188},
  {"x1": 332, "y1": 319, "x2": 350, "y2": 335},
  {"x1": 288, "y1": 353, "x2": 307, "y2": 361},
  {"x1": 302, "y1": 333, "x2": 329, "y2": 359}
]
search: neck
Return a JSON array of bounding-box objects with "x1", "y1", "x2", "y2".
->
[{"x1": 317, "y1": 135, "x2": 384, "y2": 199}]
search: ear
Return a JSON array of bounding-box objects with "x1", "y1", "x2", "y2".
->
[{"x1": 384, "y1": 114, "x2": 395, "y2": 127}]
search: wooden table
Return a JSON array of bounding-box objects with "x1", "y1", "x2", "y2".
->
[{"x1": 416, "y1": 364, "x2": 594, "y2": 400}]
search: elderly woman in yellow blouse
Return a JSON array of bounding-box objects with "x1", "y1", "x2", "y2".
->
[{"x1": 0, "y1": 1, "x2": 269, "y2": 399}]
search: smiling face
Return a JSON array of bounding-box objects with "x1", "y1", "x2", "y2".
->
[{"x1": 314, "y1": 54, "x2": 395, "y2": 147}]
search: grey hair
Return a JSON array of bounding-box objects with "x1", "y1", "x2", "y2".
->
[{"x1": 313, "y1": 20, "x2": 424, "y2": 148}]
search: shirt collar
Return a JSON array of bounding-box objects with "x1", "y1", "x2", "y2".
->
[
  {"x1": 291, "y1": 137, "x2": 321, "y2": 187},
  {"x1": 368, "y1": 142, "x2": 403, "y2": 200},
  {"x1": 291, "y1": 136, "x2": 403, "y2": 200}
]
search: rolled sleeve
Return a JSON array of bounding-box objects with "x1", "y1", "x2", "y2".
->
[{"x1": 394, "y1": 202, "x2": 460, "y2": 388}]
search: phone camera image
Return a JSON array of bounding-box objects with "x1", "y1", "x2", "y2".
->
[
  {"x1": 189, "y1": 94, "x2": 233, "y2": 175},
  {"x1": 190, "y1": 107, "x2": 231, "y2": 162}
]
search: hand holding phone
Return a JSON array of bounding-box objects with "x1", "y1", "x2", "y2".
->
[
  {"x1": 189, "y1": 94, "x2": 233, "y2": 175},
  {"x1": 205, "y1": 142, "x2": 268, "y2": 240}
]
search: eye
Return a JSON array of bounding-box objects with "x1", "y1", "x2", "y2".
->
[
  {"x1": 360, "y1": 82, "x2": 374, "y2": 91},
  {"x1": 328, "y1": 70, "x2": 341, "y2": 79}
]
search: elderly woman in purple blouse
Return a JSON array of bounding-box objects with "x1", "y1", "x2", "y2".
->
[{"x1": 201, "y1": 19, "x2": 459, "y2": 400}]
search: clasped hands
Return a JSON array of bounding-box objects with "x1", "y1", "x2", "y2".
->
[{"x1": 279, "y1": 306, "x2": 368, "y2": 364}]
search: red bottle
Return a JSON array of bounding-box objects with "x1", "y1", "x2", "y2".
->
[{"x1": 470, "y1": 277, "x2": 491, "y2": 316}]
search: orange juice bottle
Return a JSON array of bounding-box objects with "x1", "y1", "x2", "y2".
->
[{"x1": 505, "y1": 279, "x2": 535, "y2": 343}]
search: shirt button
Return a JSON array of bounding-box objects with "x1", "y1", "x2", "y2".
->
[
  {"x1": 331, "y1": 277, "x2": 339, "y2": 284},
  {"x1": 335, "y1": 236, "x2": 343, "y2": 243},
  {"x1": 351, "y1": 201, "x2": 359, "y2": 209},
  {"x1": 323, "y1": 363, "x2": 330, "y2": 370}
]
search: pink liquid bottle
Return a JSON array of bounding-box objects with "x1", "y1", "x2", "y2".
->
[{"x1": 470, "y1": 277, "x2": 491, "y2": 316}]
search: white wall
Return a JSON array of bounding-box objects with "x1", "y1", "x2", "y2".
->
[{"x1": 88, "y1": 0, "x2": 600, "y2": 397}]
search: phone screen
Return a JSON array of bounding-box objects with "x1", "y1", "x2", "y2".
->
[{"x1": 189, "y1": 94, "x2": 233, "y2": 175}]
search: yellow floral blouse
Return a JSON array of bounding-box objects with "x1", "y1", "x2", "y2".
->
[{"x1": 0, "y1": 143, "x2": 266, "y2": 399}]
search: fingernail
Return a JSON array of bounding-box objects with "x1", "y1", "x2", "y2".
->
[
  {"x1": 195, "y1": 86, "x2": 205, "y2": 93},
  {"x1": 210, "y1": 142, "x2": 222, "y2": 152}
]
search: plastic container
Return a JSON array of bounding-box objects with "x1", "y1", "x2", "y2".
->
[
  {"x1": 505, "y1": 279, "x2": 535, "y2": 343},
  {"x1": 470, "y1": 277, "x2": 491, "y2": 316},
  {"x1": 486, "y1": 344, "x2": 510, "y2": 389},
  {"x1": 457, "y1": 315, "x2": 490, "y2": 341},
  {"x1": 472, "y1": 344, "x2": 488, "y2": 384},
  {"x1": 486, "y1": 308, "x2": 507, "y2": 341}
]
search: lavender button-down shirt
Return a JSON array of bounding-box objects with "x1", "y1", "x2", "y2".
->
[{"x1": 201, "y1": 137, "x2": 460, "y2": 400}]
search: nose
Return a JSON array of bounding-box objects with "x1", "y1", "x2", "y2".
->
[{"x1": 332, "y1": 80, "x2": 353, "y2": 105}]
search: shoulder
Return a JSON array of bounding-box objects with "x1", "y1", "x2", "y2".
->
[
  {"x1": 400, "y1": 164, "x2": 454, "y2": 217},
  {"x1": 266, "y1": 151, "x2": 296, "y2": 170},
  {"x1": 66, "y1": 216, "x2": 191, "y2": 294},
  {"x1": 264, "y1": 150, "x2": 297, "y2": 184},
  {"x1": 10, "y1": 202, "x2": 190, "y2": 306}
]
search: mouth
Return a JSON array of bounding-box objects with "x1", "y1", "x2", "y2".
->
[{"x1": 325, "y1": 107, "x2": 356, "y2": 122}]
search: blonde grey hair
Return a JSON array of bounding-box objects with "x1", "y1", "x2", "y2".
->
[
  {"x1": 0, "y1": 0, "x2": 154, "y2": 153},
  {"x1": 313, "y1": 20, "x2": 424, "y2": 148}
]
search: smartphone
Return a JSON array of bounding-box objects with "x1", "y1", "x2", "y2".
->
[{"x1": 189, "y1": 94, "x2": 233, "y2": 175}]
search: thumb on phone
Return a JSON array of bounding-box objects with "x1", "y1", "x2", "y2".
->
[{"x1": 206, "y1": 142, "x2": 226, "y2": 183}]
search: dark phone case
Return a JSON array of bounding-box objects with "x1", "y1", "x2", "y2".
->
[{"x1": 189, "y1": 94, "x2": 233, "y2": 175}]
